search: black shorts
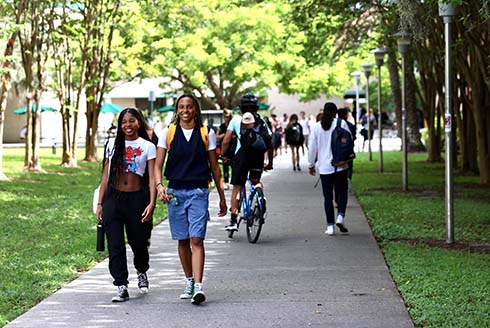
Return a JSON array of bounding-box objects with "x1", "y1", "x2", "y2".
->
[{"x1": 231, "y1": 148, "x2": 264, "y2": 186}]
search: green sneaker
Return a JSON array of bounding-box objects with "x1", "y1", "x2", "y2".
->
[
  {"x1": 191, "y1": 283, "x2": 206, "y2": 305},
  {"x1": 179, "y1": 278, "x2": 194, "y2": 299}
]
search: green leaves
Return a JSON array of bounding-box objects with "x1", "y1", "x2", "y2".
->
[{"x1": 121, "y1": 1, "x2": 307, "y2": 108}]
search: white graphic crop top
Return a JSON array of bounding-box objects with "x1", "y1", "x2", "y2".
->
[{"x1": 105, "y1": 137, "x2": 156, "y2": 177}]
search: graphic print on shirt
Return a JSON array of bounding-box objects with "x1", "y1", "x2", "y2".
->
[{"x1": 125, "y1": 146, "x2": 143, "y2": 173}]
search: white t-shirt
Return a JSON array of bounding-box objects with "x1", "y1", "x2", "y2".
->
[
  {"x1": 157, "y1": 126, "x2": 216, "y2": 150},
  {"x1": 105, "y1": 137, "x2": 156, "y2": 177},
  {"x1": 298, "y1": 118, "x2": 309, "y2": 136},
  {"x1": 308, "y1": 118, "x2": 350, "y2": 175}
]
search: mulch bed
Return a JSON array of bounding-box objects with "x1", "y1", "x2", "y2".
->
[{"x1": 395, "y1": 238, "x2": 490, "y2": 254}]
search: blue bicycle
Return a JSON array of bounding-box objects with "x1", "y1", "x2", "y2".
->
[{"x1": 228, "y1": 170, "x2": 267, "y2": 243}]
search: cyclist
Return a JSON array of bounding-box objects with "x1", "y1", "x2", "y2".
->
[{"x1": 220, "y1": 93, "x2": 273, "y2": 231}]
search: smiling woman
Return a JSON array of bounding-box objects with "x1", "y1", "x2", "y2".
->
[
  {"x1": 96, "y1": 107, "x2": 157, "y2": 302},
  {"x1": 154, "y1": 94, "x2": 227, "y2": 305}
]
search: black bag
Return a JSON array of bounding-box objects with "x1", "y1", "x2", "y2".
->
[
  {"x1": 286, "y1": 123, "x2": 303, "y2": 145},
  {"x1": 331, "y1": 119, "x2": 355, "y2": 168},
  {"x1": 240, "y1": 114, "x2": 271, "y2": 151}
]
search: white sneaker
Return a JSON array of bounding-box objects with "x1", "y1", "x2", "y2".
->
[
  {"x1": 325, "y1": 225, "x2": 335, "y2": 235},
  {"x1": 336, "y1": 215, "x2": 349, "y2": 233}
]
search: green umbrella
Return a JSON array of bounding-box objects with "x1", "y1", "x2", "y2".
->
[
  {"x1": 101, "y1": 103, "x2": 124, "y2": 113},
  {"x1": 14, "y1": 104, "x2": 58, "y2": 115},
  {"x1": 157, "y1": 104, "x2": 175, "y2": 113},
  {"x1": 258, "y1": 102, "x2": 270, "y2": 110}
]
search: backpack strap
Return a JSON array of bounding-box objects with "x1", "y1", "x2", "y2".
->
[
  {"x1": 166, "y1": 123, "x2": 177, "y2": 151},
  {"x1": 166, "y1": 123, "x2": 209, "y2": 151},
  {"x1": 200, "y1": 125, "x2": 209, "y2": 150}
]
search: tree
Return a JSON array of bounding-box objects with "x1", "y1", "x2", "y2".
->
[
  {"x1": 81, "y1": 0, "x2": 122, "y2": 162},
  {"x1": 49, "y1": 1, "x2": 86, "y2": 167},
  {"x1": 395, "y1": 0, "x2": 490, "y2": 183},
  {"x1": 289, "y1": 0, "x2": 426, "y2": 151},
  {"x1": 128, "y1": 1, "x2": 308, "y2": 109},
  {"x1": 15, "y1": 0, "x2": 56, "y2": 172},
  {"x1": 0, "y1": 2, "x2": 19, "y2": 180}
]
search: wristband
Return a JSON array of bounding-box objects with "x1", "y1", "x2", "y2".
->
[{"x1": 156, "y1": 182, "x2": 163, "y2": 188}]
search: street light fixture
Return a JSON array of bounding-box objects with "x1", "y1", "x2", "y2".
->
[
  {"x1": 395, "y1": 30, "x2": 411, "y2": 192},
  {"x1": 351, "y1": 71, "x2": 362, "y2": 150},
  {"x1": 440, "y1": 1, "x2": 456, "y2": 244},
  {"x1": 148, "y1": 90, "x2": 156, "y2": 128},
  {"x1": 361, "y1": 62, "x2": 373, "y2": 161},
  {"x1": 371, "y1": 48, "x2": 387, "y2": 173}
]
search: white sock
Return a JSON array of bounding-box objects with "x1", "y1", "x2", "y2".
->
[{"x1": 194, "y1": 282, "x2": 203, "y2": 290}]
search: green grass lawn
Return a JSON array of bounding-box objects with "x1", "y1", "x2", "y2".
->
[
  {"x1": 0, "y1": 148, "x2": 166, "y2": 326},
  {"x1": 1, "y1": 148, "x2": 489, "y2": 327},
  {"x1": 353, "y1": 151, "x2": 490, "y2": 328}
]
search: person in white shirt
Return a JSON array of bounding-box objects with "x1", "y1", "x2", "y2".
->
[
  {"x1": 96, "y1": 108, "x2": 156, "y2": 302},
  {"x1": 298, "y1": 111, "x2": 310, "y2": 155},
  {"x1": 308, "y1": 102, "x2": 350, "y2": 236}
]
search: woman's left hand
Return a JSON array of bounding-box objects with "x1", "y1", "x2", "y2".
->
[
  {"x1": 141, "y1": 204, "x2": 155, "y2": 223},
  {"x1": 218, "y1": 199, "x2": 227, "y2": 217}
]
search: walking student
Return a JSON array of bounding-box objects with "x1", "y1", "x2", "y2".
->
[
  {"x1": 298, "y1": 111, "x2": 310, "y2": 155},
  {"x1": 308, "y1": 102, "x2": 351, "y2": 236},
  {"x1": 285, "y1": 113, "x2": 304, "y2": 171},
  {"x1": 154, "y1": 94, "x2": 227, "y2": 305},
  {"x1": 96, "y1": 107, "x2": 156, "y2": 302}
]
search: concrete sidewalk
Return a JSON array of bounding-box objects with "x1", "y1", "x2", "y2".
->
[{"x1": 7, "y1": 153, "x2": 413, "y2": 328}]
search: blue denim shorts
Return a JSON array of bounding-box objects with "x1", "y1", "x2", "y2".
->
[{"x1": 166, "y1": 187, "x2": 209, "y2": 240}]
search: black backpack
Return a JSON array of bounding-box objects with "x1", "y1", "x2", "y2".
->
[
  {"x1": 240, "y1": 113, "x2": 271, "y2": 151},
  {"x1": 286, "y1": 123, "x2": 303, "y2": 145},
  {"x1": 331, "y1": 119, "x2": 355, "y2": 168}
]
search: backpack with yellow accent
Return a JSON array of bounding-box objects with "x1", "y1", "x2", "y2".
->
[{"x1": 166, "y1": 123, "x2": 209, "y2": 151}]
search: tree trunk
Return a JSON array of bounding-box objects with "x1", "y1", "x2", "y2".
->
[
  {"x1": 405, "y1": 52, "x2": 425, "y2": 152},
  {"x1": 0, "y1": 32, "x2": 18, "y2": 181},
  {"x1": 84, "y1": 89, "x2": 99, "y2": 162},
  {"x1": 387, "y1": 51, "x2": 402, "y2": 148},
  {"x1": 29, "y1": 93, "x2": 43, "y2": 172},
  {"x1": 425, "y1": 85, "x2": 442, "y2": 162},
  {"x1": 61, "y1": 103, "x2": 76, "y2": 167}
]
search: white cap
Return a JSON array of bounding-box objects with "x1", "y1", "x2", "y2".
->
[{"x1": 242, "y1": 112, "x2": 255, "y2": 124}]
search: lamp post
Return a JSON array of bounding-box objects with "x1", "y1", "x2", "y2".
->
[
  {"x1": 395, "y1": 31, "x2": 411, "y2": 192},
  {"x1": 371, "y1": 48, "x2": 387, "y2": 173},
  {"x1": 351, "y1": 71, "x2": 362, "y2": 150},
  {"x1": 148, "y1": 90, "x2": 155, "y2": 128},
  {"x1": 440, "y1": 2, "x2": 456, "y2": 244},
  {"x1": 361, "y1": 63, "x2": 373, "y2": 161}
]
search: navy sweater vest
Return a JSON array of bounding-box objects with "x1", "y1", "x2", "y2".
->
[{"x1": 164, "y1": 125, "x2": 211, "y2": 189}]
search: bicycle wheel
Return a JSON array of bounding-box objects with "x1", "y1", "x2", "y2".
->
[{"x1": 246, "y1": 186, "x2": 264, "y2": 243}]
